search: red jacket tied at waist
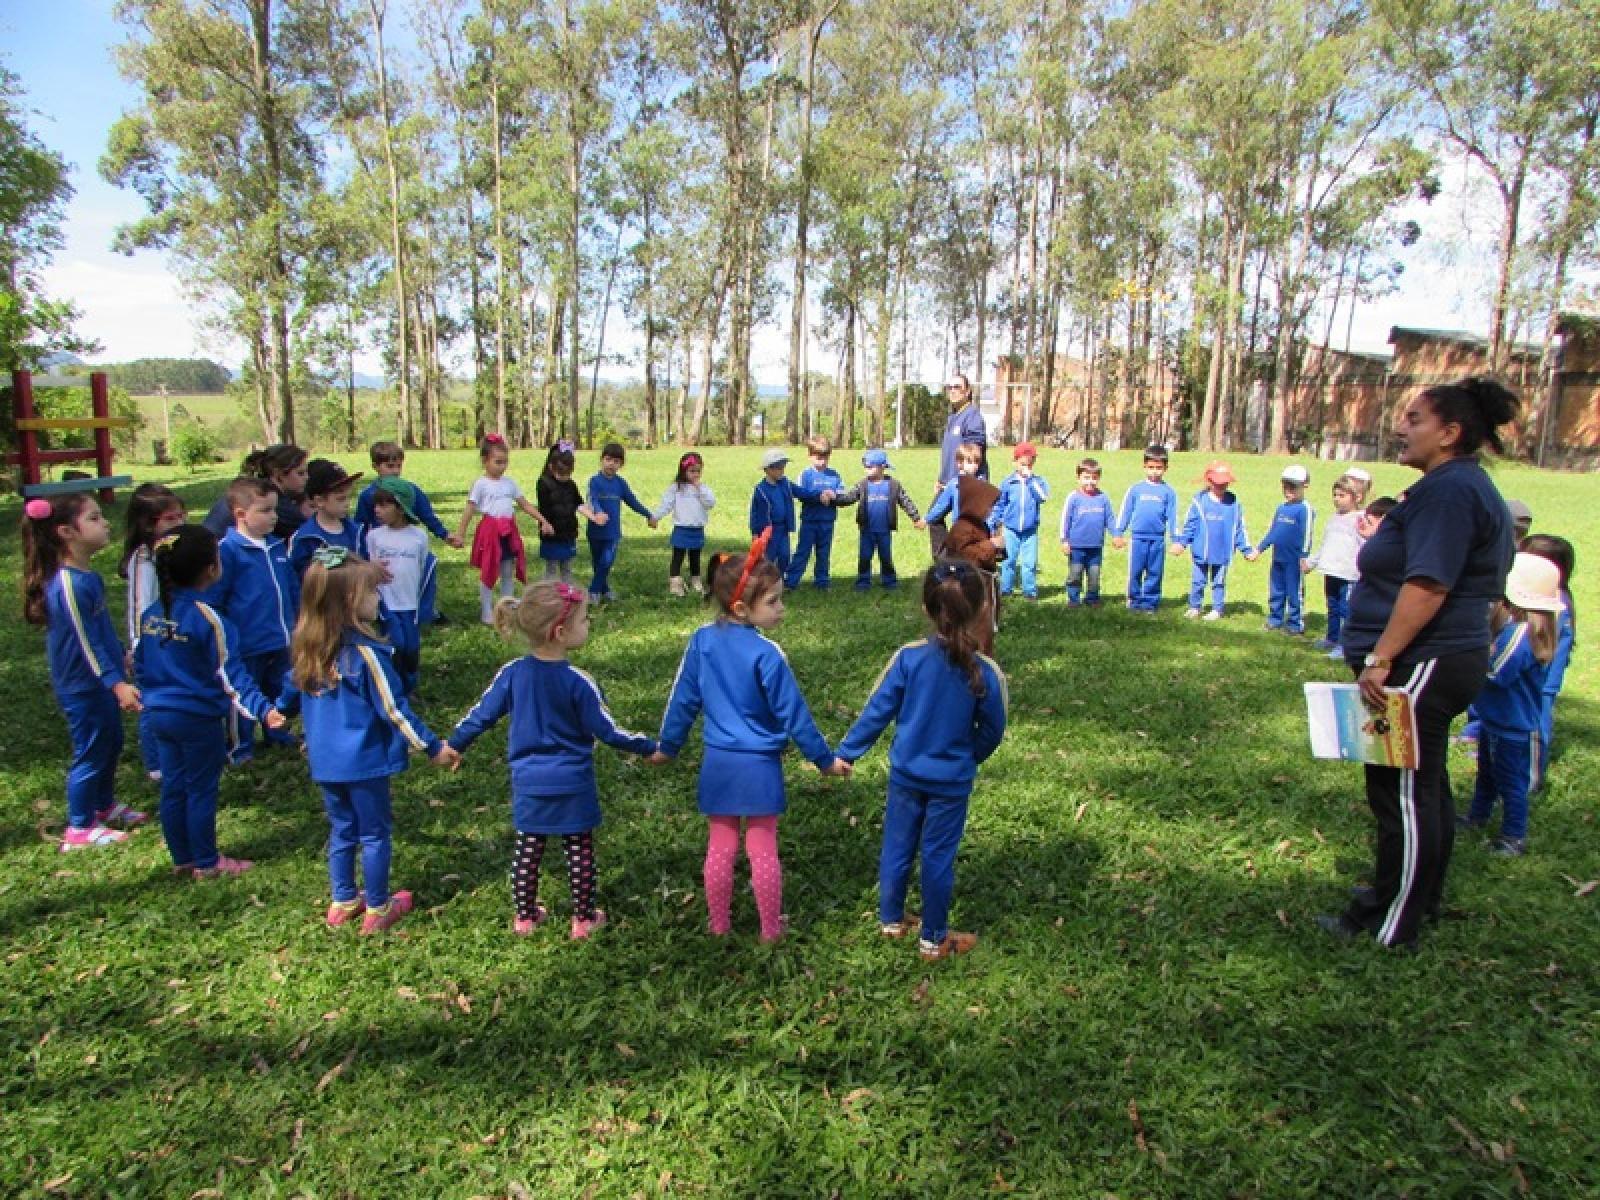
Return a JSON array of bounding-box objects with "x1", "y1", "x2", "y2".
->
[{"x1": 471, "y1": 515, "x2": 526, "y2": 588}]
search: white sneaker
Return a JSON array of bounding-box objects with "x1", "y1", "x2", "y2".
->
[
  {"x1": 688, "y1": 576, "x2": 704, "y2": 595},
  {"x1": 1184, "y1": 608, "x2": 1201, "y2": 620},
  {"x1": 668, "y1": 576, "x2": 687, "y2": 597},
  {"x1": 1202, "y1": 609, "x2": 1224, "y2": 621}
]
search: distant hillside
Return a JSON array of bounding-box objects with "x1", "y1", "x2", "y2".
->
[{"x1": 102, "y1": 357, "x2": 233, "y2": 394}]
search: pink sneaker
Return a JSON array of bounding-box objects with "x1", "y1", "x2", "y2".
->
[
  {"x1": 193, "y1": 855, "x2": 253, "y2": 879},
  {"x1": 513, "y1": 905, "x2": 549, "y2": 936},
  {"x1": 360, "y1": 890, "x2": 414, "y2": 935},
  {"x1": 59, "y1": 824, "x2": 128, "y2": 852},
  {"x1": 570, "y1": 909, "x2": 608, "y2": 940},
  {"x1": 325, "y1": 898, "x2": 366, "y2": 928},
  {"x1": 95, "y1": 802, "x2": 148, "y2": 828}
]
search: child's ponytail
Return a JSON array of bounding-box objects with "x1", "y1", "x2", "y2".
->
[
  {"x1": 20, "y1": 495, "x2": 92, "y2": 626},
  {"x1": 151, "y1": 524, "x2": 218, "y2": 629},
  {"x1": 922, "y1": 562, "x2": 989, "y2": 696}
]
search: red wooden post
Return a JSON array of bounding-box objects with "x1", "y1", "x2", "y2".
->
[
  {"x1": 11, "y1": 370, "x2": 41, "y2": 490},
  {"x1": 91, "y1": 373, "x2": 115, "y2": 504}
]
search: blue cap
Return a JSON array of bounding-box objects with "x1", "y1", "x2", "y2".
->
[{"x1": 862, "y1": 448, "x2": 891, "y2": 468}]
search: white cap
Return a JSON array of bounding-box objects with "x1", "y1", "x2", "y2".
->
[
  {"x1": 1343, "y1": 466, "x2": 1373, "y2": 485},
  {"x1": 1281, "y1": 465, "x2": 1310, "y2": 485},
  {"x1": 1505, "y1": 552, "x2": 1566, "y2": 613}
]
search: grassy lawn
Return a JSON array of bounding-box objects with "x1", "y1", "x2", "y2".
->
[{"x1": 1, "y1": 446, "x2": 1596, "y2": 1197}]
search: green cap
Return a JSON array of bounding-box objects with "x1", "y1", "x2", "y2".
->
[{"x1": 374, "y1": 476, "x2": 420, "y2": 523}]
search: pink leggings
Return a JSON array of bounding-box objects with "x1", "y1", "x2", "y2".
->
[{"x1": 703, "y1": 815, "x2": 783, "y2": 941}]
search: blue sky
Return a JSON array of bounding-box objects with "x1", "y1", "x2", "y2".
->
[{"x1": 5, "y1": 0, "x2": 1499, "y2": 385}]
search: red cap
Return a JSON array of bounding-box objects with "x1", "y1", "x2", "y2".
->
[
  {"x1": 1203, "y1": 460, "x2": 1234, "y2": 485},
  {"x1": 1013, "y1": 442, "x2": 1037, "y2": 461}
]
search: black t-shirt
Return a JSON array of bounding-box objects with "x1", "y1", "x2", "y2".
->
[
  {"x1": 1343, "y1": 456, "x2": 1514, "y2": 665},
  {"x1": 536, "y1": 475, "x2": 582, "y2": 542}
]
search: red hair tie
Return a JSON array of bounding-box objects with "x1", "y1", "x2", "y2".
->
[
  {"x1": 732, "y1": 527, "x2": 772, "y2": 605},
  {"x1": 552, "y1": 581, "x2": 585, "y2": 637},
  {"x1": 484, "y1": 433, "x2": 506, "y2": 446}
]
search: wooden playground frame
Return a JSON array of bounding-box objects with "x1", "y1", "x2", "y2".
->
[{"x1": 6, "y1": 370, "x2": 131, "y2": 504}]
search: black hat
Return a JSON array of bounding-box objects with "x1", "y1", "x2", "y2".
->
[{"x1": 305, "y1": 458, "x2": 364, "y2": 497}]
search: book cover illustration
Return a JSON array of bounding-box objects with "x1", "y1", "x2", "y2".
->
[{"x1": 1303, "y1": 683, "x2": 1419, "y2": 770}]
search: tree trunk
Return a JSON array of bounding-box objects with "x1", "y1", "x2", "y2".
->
[
  {"x1": 367, "y1": 0, "x2": 412, "y2": 448},
  {"x1": 1487, "y1": 154, "x2": 1529, "y2": 374},
  {"x1": 787, "y1": 5, "x2": 835, "y2": 442},
  {"x1": 488, "y1": 27, "x2": 509, "y2": 436}
]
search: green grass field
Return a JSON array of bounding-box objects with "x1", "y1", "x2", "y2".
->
[{"x1": 1, "y1": 446, "x2": 1596, "y2": 1197}]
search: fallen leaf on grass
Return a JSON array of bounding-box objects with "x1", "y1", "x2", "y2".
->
[
  {"x1": 1073, "y1": 802, "x2": 1088, "y2": 823},
  {"x1": 841, "y1": 1087, "x2": 875, "y2": 1110},
  {"x1": 396, "y1": 986, "x2": 419, "y2": 1002},
  {"x1": 1509, "y1": 1095, "x2": 1528, "y2": 1114},
  {"x1": 1276, "y1": 909, "x2": 1290, "y2": 928},
  {"x1": 615, "y1": 1042, "x2": 637, "y2": 1058},
  {"x1": 910, "y1": 978, "x2": 932, "y2": 1006},
  {"x1": 43, "y1": 1174, "x2": 73, "y2": 1193},
  {"x1": 188, "y1": 1190, "x2": 224, "y2": 1199},
  {"x1": 1560, "y1": 874, "x2": 1597, "y2": 898},
  {"x1": 1447, "y1": 1115, "x2": 1485, "y2": 1157},
  {"x1": 315, "y1": 1048, "x2": 356, "y2": 1094}
]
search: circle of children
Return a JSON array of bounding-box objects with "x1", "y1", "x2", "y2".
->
[{"x1": 19, "y1": 429, "x2": 1574, "y2": 954}]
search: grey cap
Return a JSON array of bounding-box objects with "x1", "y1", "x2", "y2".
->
[
  {"x1": 760, "y1": 449, "x2": 790, "y2": 469},
  {"x1": 1507, "y1": 498, "x2": 1533, "y2": 523}
]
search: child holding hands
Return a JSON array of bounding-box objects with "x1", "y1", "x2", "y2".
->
[
  {"x1": 136, "y1": 525, "x2": 288, "y2": 877},
  {"x1": 655, "y1": 452, "x2": 716, "y2": 596},
  {"x1": 283, "y1": 548, "x2": 458, "y2": 934},
  {"x1": 457, "y1": 434, "x2": 555, "y2": 624},
  {"x1": 993, "y1": 442, "x2": 1050, "y2": 601},
  {"x1": 652, "y1": 538, "x2": 849, "y2": 942},
  {"x1": 22, "y1": 494, "x2": 146, "y2": 851},
  {"x1": 1173, "y1": 460, "x2": 1257, "y2": 619},
  {"x1": 448, "y1": 581, "x2": 657, "y2": 938},
  {"x1": 837, "y1": 562, "x2": 1008, "y2": 960},
  {"x1": 536, "y1": 440, "x2": 603, "y2": 585},
  {"x1": 585, "y1": 441, "x2": 657, "y2": 602}
]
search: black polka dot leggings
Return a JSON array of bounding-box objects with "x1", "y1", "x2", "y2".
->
[{"x1": 512, "y1": 831, "x2": 597, "y2": 920}]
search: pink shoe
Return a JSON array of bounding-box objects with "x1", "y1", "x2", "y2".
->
[
  {"x1": 513, "y1": 905, "x2": 549, "y2": 936},
  {"x1": 325, "y1": 898, "x2": 366, "y2": 928},
  {"x1": 570, "y1": 909, "x2": 608, "y2": 940},
  {"x1": 96, "y1": 802, "x2": 148, "y2": 828},
  {"x1": 759, "y1": 915, "x2": 791, "y2": 945},
  {"x1": 193, "y1": 855, "x2": 253, "y2": 879},
  {"x1": 360, "y1": 890, "x2": 414, "y2": 935},
  {"x1": 59, "y1": 824, "x2": 128, "y2": 852}
]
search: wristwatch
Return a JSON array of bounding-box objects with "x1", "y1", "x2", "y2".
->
[{"x1": 1363, "y1": 654, "x2": 1391, "y2": 670}]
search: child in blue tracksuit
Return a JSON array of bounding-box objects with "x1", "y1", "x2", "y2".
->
[
  {"x1": 784, "y1": 436, "x2": 852, "y2": 590},
  {"x1": 837, "y1": 448, "x2": 924, "y2": 589},
  {"x1": 1173, "y1": 460, "x2": 1257, "y2": 619},
  {"x1": 1112, "y1": 445, "x2": 1179, "y2": 612},
  {"x1": 207, "y1": 478, "x2": 300, "y2": 760},
  {"x1": 1257, "y1": 465, "x2": 1316, "y2": 634},
  {"x1": 992, "y1": 442, "x2": 1050, "y2": 600},
  {"x1": 837, "y1": 562, "x2": 1008, "y2": 961},
  {"x1": 449, "y1": 580, "x2": 657, "y2": 939},
  {"x1": 653, "y1": 548, "x2": 847, "y2": 942},
  {"x1": 289, "y1": 459, "x2": 366, "y2": 579},
  {"x1": 750, "y1": 449, "x2": 802, "y2": 576},
  {"x1": 280, "y1": 548, "x2": 458, "y2": 934},
  {"x1": 1462, "y1": 553, "x2": 1566, "y2": 856},
  {"x1": 1058, "y1": 457, "x2": 1115, "y2": 606},
  {"x1": 1519, "y1": 534, "x2": 1576, "y2": 785},
  {"x1": 585, "y1": 441, "x2": 657, "y2": 601},
  {"x1": 22, "y1": 494, "x2": 146, "y2": 851},
  {"x1": 135, "y1": 525, "x2": 286, "y2": 878},
  {"x1": 923, "y1": 441, "x2": 983, "y2": 528}
]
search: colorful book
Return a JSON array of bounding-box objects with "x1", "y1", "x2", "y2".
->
[{"x1": 1303, "y1": 683, "x2": 1419, "y2": 770}]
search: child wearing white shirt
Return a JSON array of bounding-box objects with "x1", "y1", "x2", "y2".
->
[
  {"x1": 1305, "y1": 473, "x2": 1364, "y2": 658},
  {"x1": 367, "y1": 479, "x2": 435, "y2": 695}
]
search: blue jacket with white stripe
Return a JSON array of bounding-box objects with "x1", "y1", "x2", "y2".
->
[
  {"x1": 134, "y1": 590, "x2": 277, "y2": 723},
  {"x1": 44, "y1": 566, "x2": 127, "y2": 697},
  {"x1": 1177, "y1": 490, "x2": 1251, "y2": 566},
  {"x1": 280, "y1": 633, "x2": 442, "y2": 783},
  {"x1": 836, "y1": 639, "x2": 1008, "y2": 797},
  {"x1": 1476, "y1": 620, "x2": 1549, "y2": 735},
  {"x1": 206, "y1": 530, "x2": 298, "y2": 658},
  {"x1": 658, "y1": 622, "x2": 834, "y2": 768},
  {"x1": 449, "y1": 657, "x2": 656, "y2": 796}
]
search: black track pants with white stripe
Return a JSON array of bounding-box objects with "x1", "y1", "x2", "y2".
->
[{"x1": 1345, "y1": 648, "x2": 1488, "y2": 947}]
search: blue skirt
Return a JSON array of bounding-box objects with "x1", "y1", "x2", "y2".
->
[
  {"x1": 539, "y1": 538, "x2": 578, "y2": 562},
  {"x1": 513, "y1": 789, "x2": 601, "y2": 835},
  {"x1": 671, "y1": 526, "x2": 707, "y2": 551},
  {"x1": 698, "y1": 746, "x2": 785, "y2": 817}
]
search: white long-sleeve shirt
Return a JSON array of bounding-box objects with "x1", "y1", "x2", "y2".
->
[
  {"x1": 1307, "y1": 510, "x2": 1362, "y2": 581},
  {"x1": 654, "y1": 483, "x2": 716, "y2": 530}
]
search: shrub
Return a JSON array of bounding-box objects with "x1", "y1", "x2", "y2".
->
[{"x1": 170, "y1": 422, "x2": 220, "y2": 472}]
